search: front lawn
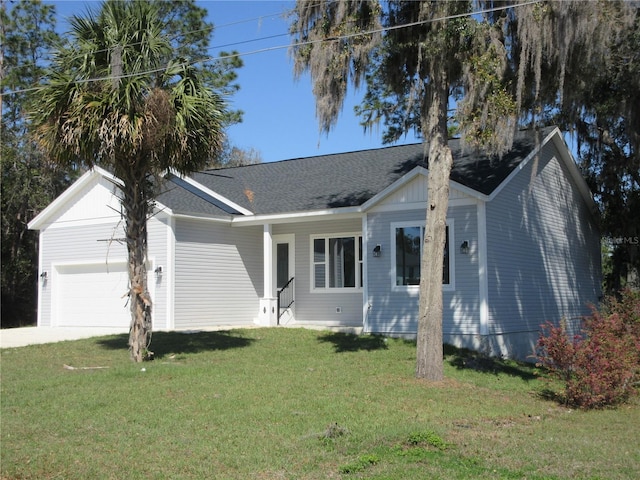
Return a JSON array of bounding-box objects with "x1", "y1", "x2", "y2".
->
[{"x1": 1, "y1": 328, "x2": 638, "y2": 479}]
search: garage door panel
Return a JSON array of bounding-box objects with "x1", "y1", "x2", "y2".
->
[{"x1": 55, "y1": 263, "x2": 131, "y2": 327}]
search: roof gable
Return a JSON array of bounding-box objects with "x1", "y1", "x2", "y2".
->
[{"x1": 28, "y1": 167, "x2": 122, "y2": 230}]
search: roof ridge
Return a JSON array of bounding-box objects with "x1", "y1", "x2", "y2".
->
[
  {"x1": 200, "y1": 126, "x2": 554, "y2": 174},
  {"x1": 202, "y1": 140, "x2": 428, "y2": 174}
]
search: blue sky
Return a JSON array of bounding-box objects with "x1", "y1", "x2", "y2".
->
[{"x1": 47, "y1": 0, "x2": 420, "y2": 163}]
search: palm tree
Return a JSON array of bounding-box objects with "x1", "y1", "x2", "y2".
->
[{"x1": 30, "y1": 0, "x2": 225, "y2": 362}]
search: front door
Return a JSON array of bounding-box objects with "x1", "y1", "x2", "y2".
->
[
  {"x1": 273, "y1": 234, "x2": 295, "y2": 324},
  {"x1": 276, "y1": 242, "x2": 290, "y2": 289}
]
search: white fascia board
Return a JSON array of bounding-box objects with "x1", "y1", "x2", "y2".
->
[
  {"x1": 230, "y1": 208, "x2": 362, "y2": 227},
  {"x1": 369, "y1": 197, "x2": 479, "y2": 214},
  {"x1": 27, "y1": 166, "x2": 121, "y2": 231},
  {"x1": 449, "y1": 179, "x2": 489, "y2": 202},
  {"x1": 487, "y1": 127, "x2": 555, "y2": 202},
  {"x1": 170, "y1": 212, "x2": 233, "y2": 224},
  {"x1": 150, "y1": 203, "x2": 173, "y2": 219},
  {"x1": 360, "y1": 166, "x2": 487, "y2": 213},
  {"x1": 486, "y1": 127, "x2": 597, "y2": 215},
  {"x1": 168, "y1": 169, "x2": 253, "y2": 216},
  {"x1": 360, "y1": 167, "x2": 426, "y2": 211},
  {"x1": 550, "y1": 130, "x2": 599, "y2": 216}
]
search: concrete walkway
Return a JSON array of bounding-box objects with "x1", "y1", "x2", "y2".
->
[{"x1": 0, "y1": 326, "x2": 129, "y2": 348}]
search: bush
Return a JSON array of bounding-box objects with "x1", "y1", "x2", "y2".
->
[{"x1": 536, "y1": 289, "x2": 640, "y2": 408}]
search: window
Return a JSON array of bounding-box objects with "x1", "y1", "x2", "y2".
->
[
  {"x1": 396, "y1": 226, "x2": 422, "y2": 285},
  {"x1": 312, "y1": 235, "x2": 363, "y2": 290},
  {"x1": 393, "y1": 222, "x2": 452, "y2": 288}
]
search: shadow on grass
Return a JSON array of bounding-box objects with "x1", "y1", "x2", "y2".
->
[
  {"x1": 318, "y1": 332, "x2": 389, "y2": 352},
  {"x1": 443, "y1": 344, "x2": 537, "y2": 381},
  {"x1": 96, "y1": 330, "x2": 254, "y2": 359},
  {"x1": 537, "y1": 387, "x2": 565, "y2": 404}
]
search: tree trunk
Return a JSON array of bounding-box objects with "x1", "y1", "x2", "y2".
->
[
  {"x1": 122, "y1": 172, "x2": 153, "y2": 362},
  {"x1": 416, "y1": 67, "x2": 452, "y2": 381}
]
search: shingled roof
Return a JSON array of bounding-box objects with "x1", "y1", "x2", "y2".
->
[{"x1": 157, "y1": 126, "x2": 555, "y2": 217}]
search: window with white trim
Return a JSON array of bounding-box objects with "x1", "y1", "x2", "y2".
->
[
  {"x1": 312, "y1": 235, "x2": 363, "y2": 290},
  {"x1": 392, "y1": 221, "x2": 452, "y2": 288}
]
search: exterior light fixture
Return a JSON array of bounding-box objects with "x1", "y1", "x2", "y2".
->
[
  {"x1": 154, "y1": 266, "x2": 163, "y2": 278},
  {"x1": 40, "y1": 271, "x2": 48, "y2": 280},
  {"x1": 460, "y1": 241, "x2": 470, "y2": 255},
  {"x1": 373, "y1": 244, "x2": 382, "y2": 257}
]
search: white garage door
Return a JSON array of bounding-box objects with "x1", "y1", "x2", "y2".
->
[{"x1": 55, "y1": 262, "x2": 133, "y2": 327}]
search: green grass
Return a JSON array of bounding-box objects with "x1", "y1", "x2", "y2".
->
[{"x1": 1, "y1": 328, "x2": 638, "y2": 479}]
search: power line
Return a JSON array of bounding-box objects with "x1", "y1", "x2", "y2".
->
[
  {"x1": 7, "y1": 5, "x2": 293, "y2": 75},
  {"x1": 3, "y1": 0, "x2": 542, "y2": 97}
]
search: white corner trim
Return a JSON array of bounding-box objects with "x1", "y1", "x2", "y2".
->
[
  {"x1": 166, "y1": 215, "x2": 176, "y2": 330},
  {"x1": 361, "y1": 215, "x2": 369, "y2": 332},
  {"x1": 36, "y1": 230, "x2": 44, "y2": 327},
  {"x1": 477, "y1": 202, "x2": 489, "y2": 336}
]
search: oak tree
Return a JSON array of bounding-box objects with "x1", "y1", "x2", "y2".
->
[{"x1": 290, "y1": 0, "x2": 636, "y2": 380}]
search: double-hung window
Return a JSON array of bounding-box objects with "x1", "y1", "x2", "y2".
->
[
  {"x1": 392, "y1": 221, "x2": 453, "y2": 290},
  {"x1": 312, "y1": 234, "x2": 363, "y2": 290}
]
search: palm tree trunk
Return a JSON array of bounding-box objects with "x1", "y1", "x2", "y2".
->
[
  {"x1": 122, "y1": 170, "x2": 153, "y2": 363},
  {"x1": 416, "y1": 66, "x2": 451, "y2": 381}
]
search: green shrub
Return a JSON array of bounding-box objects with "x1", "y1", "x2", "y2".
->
[{"x1": 536, "y1": 290, "x2": 640, "y2": 408}]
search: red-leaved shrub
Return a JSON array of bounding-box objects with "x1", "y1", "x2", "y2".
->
[{"x1": 536, "y1": 290, "x2": 640, "y2": 409}]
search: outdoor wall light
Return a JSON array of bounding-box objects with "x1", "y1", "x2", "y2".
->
[
  {"x1": 373, "y1": 244, "x2": 382, "y2": 257},
  {"x1": 40, "y1": 271, "x2": 48, "y2": 280},
  {"x1": 460, "y1": 241, "x2": 470, "y2": 255},
  {"x1": 154, "y1": 266, "x2": 163, "y2": 278}
]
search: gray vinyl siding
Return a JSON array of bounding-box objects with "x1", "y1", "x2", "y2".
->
[
  {"x1": 485, "y1": 141, "x2": 601, "y2": 338},
  {"x1": 366, "y1": 205, "x2": 480, "y2": 335},
  {"x1": 38, "y1": 221, "x2": 128, "y2": 327},
  {"x1": 173, "y1": 218, "x2": 262, "y2": 328},
  {"x1": 452, "y1": 205, "x2": 482, "y2": 334},
  {"x1": 273, "y1": 218, "x2": 363, "y2": 326},
  {"x1": 38, "y1": 217, "x2": 169, "y2": 328}
]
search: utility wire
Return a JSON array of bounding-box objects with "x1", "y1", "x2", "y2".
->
[
  {"x1": 6, "y1": 5, "x2": 293, "y2": 75},
  {"x1": 3, "y1": 0, "x2": 541, "y2": 97}
]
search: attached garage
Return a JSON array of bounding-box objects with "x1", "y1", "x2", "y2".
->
[{"x1": 28, "y1": 168, "x2": 169, "y2": 330}]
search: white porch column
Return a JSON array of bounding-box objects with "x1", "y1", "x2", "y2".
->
[{"x1": 257, "y1": 223, "x2": 278, "y2": 326}]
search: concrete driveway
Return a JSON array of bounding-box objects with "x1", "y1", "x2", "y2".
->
[
  {"x1": 0, "y1": 327, "x2": 129, "y2": 348},
  {"x1": 0, "y1": 325, "x2": 263, "y2": 349}
]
